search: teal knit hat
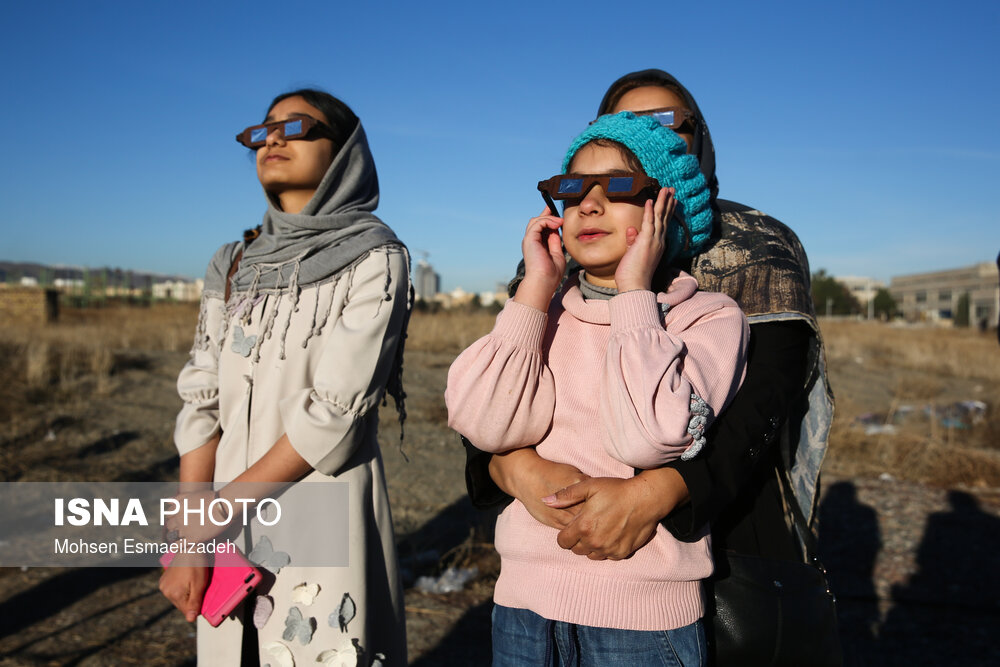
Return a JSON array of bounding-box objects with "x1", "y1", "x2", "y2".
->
[{"x1": 562, "y1": 111, "x2": 712, "y2": 261}]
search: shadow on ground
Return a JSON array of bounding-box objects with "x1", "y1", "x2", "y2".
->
[
  {"x1": 820, "y1": 481, "x2": 1000, "y2": 666},
  {"x1": 398, "y1": 497, "x2": 496, "y2": 666}
]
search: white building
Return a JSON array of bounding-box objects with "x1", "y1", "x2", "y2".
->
[
  {"x1": 478, "y1": 290, "x2": 509, "y2": 308},
  {"x1": 889, "y1": 262, "x2": 999, "y2": 325},
  {"x1": 152, "y1": 279, "x2": 203, "y2": 302},
  {"x1": 836, "y1": 275, "x2": 886, "y2": 317}
]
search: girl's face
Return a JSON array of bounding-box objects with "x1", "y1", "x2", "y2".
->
[
  {"x1": 256, "y1": 96, "x2": 335, "y2": 209},
  {"x1": 562, "y1": 143, "x2": 647, "y2": 288},
  {"x1": 612, "y1": 85, "x2": 694, "y2": 152}
]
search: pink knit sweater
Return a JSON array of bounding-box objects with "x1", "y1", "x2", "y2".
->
[{"x1": 446, "y1": 271, "x2": 749, "y2": 630}]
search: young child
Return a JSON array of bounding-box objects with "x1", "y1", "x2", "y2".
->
[{"x1": 446, "y1": 112, "x2": 749, "y2": 665}]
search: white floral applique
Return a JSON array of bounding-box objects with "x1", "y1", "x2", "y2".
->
[
  {"x1": 263, "y1": 641, "x2": 295, "y2": 667},
  {"x1": 316, "y1": 638, "x2": 365, "y2": 667},
  {"x1": 681, "y1": 394, "x2": 711, "y2": 460},
  {"x1": 291, "y1": 582, "x2": 320, "y2": 606}
]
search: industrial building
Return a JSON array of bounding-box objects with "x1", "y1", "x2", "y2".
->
[
  {"x1": 889, "y1": 261, "x2": 999, "y2": 326},
  {"x1": 414, "y1": 259, "x2": 440, "y2": 302}
]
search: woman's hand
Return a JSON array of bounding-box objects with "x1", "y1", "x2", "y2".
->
[
  {"x1": 615, "y1": 188, "x2": 676, "y2": 292},
  {"x1": 159, "y1": 552, "x2": 211, "y2": 622},
  {"x1": 488, "y1": 448, "x2": 588, "y2": 530},
  {"x1": 543, "y1": 467, "x2": 689, "y2": 560},
  {"x1": 513, "y1": 208, "x2": 565, "y2": 312}
]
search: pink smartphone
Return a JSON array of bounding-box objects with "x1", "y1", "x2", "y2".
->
[{"x1": 161, "y1": 548, "x2": 263, "y2": 627}]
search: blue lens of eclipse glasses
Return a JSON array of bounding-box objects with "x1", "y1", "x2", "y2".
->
[
  {"x1": 537, "y1": 173, "x2": 660, "y2": 219},
  {"x1": 250, "y1": 119, "x2": 302, "y2": 145},
  {"x1": 237, "y1": 117, "x2": 333, "y2": 148},
  {"x1": 556, "y1": 176, "x2": 639, "y2": 196},
  {"x1": 648, "y1": 110, "x2": 676, "y2": 127}
]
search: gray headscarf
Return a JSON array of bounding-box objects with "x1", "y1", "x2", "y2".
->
[
  {"x1": 198, "y1": 118, "x2": 411, "y2": 441},
  {"x1": 205, "y1": 121, "x2": 403, "y2": 294}
]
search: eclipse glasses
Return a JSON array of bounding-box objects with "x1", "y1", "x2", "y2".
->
[
  {"x1": 235, "y1": 116, "x2": 336, "y2": 149},
  {"x1": 591, "y1": 106, "x2": 697, "y2": 132},
  {"x1": 536, "y1": 173, "x2": 660, "y2": 213},
  {"x1": 637, "y1": 106, "x2": 697, "y2": 131}
]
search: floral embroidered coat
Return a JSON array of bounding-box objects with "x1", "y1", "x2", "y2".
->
[{"x1": 175, "y1": 246, "x2": 409, "y2": 667}]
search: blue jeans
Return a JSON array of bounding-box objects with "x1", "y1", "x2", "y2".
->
[{"x1": 492, "y1": 605, "x2": 706, "y2": 667}]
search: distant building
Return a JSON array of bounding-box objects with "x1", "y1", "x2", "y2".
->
[
  {"x1": 836, "y1": 276, "x2": 885, "y2": 308},
  {"x1": 53, "y1": 278, "x2": 85, "y2": 290},
  {"x1": 889, "y1": 262, "x2": 999, "y2": 325},
  {"x1": 414, "y1": 260, "x2": 440, "y2": 302},
  {"x1": 0, "y1": 286, "x2": 58, "y2": 324},
  {"x1": 152, "y1": 279, "x2": 203, "y2": 302},
  {"x1": 478, "y1": 290, "x2": 509, "y2": 308},
  {"x1": 433, "y1": 287, "x2": 477, "y2": 309}
]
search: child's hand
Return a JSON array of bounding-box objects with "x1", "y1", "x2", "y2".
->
[
  {"x1": 489, "y1": 448, "x2": 588, "y2": 530},
  {"x1": 513, "y1": 207, "x2": 565, "y2": 311},
  {"x1": 614, "y1": 188, "x2": 676, "y2": 292}
]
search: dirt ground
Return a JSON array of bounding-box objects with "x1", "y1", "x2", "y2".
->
[{"x1": 1, "y1": 333, "x2": 999, "y2": 665}]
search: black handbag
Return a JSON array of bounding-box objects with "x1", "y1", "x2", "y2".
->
[{"x1": 706, "y1": 471, "x2": 842, "y2": 666}]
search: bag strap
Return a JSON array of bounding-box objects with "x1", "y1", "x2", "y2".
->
[
  {"x1": 225, "y1": 225, "x2": 262, "y2": 304},
  {"x1": 224, "y1": 250, "x2": 243, "y2": 304},
  {"x1": 776, "y1": 463, "x2": 822, "y2": 564}
]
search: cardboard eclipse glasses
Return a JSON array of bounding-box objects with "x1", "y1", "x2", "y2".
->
[
  {"x1": 537, "y1": 173, "x2": 661, "y2": 213},
  {"x1": 590, "y1": 107, "x2": 697, "y2": 132},
  {"x1": 235, "y1": 117, "x2": 336, "y2": 149}
]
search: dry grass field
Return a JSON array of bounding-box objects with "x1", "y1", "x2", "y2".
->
[
  {"x1": 0, "y1": 303, "x2": 198, "y2": 428},
  {"x1": 1, "y1": 304, "x2": 999, "y2": 664},
  {"x1": 819, "y1": 319, "x2": 1000, "y2": 487},
  {"x1": 5, "y1": 305, "x2": 996, "y2": 487}
]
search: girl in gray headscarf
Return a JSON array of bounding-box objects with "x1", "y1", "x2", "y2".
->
[{"x1": 160, "y1": 89, "x2": 410, "y2": 667}]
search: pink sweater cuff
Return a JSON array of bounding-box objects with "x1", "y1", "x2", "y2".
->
[
  {"x1": 608, "y1": 290, "x2": 662, "y2": 332},
  {"x1": 494, "y1": 299, "x2": 548, "y2": 350}
]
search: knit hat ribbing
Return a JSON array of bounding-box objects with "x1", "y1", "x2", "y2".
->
[{"x1": 561, "y1": 112, "x2": 713, "y2": 260}]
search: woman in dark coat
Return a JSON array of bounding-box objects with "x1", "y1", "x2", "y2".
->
[{"x1": 465, "y1": 68, "x2": 835, "y2": 652}]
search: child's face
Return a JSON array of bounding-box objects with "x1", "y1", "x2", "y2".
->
[{"x1": 562, "y1": 143, "x2": 647, "y2": 288}]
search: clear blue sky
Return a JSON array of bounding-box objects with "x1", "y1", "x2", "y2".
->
[{"x1": 2, "y1": 0, "x2": 997, "y2": 293}]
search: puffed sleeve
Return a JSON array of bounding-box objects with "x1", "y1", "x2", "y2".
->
[
  {"x1": 278, "y1": 249, "x2": 410, "y2": 475},
  {"x1": 662, "y1": 320, "x2": 812, "y2": 540},
  {"x1": 174, "y1": 292, "x2": 226, "y2": 456},
  {"x1": 600, "y1": 289, "x2": 749, "y2": 469},
  {"x1": 445, "y1": 299, "x2": 555, "y2": 452}
]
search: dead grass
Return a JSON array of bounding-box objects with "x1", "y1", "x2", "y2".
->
[
  {"x1": 819, "y1": 319, "x2": 1000, "y2": 487},
  {"x1": 405, "y1": 310, "x2": 497, "y2": 354},
  {"x1": 825, "y1": 420, "x2": 1000, "y2": 488},
  {"x1": 820, "y1": 319, "x2": 1000, "y2": 382},
  {"x1": 4, "y1": 307, "x2": 999, "y2": 489},
  {"x1": 0, "y1": 303, "x2": 199, "y2": 424}
]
